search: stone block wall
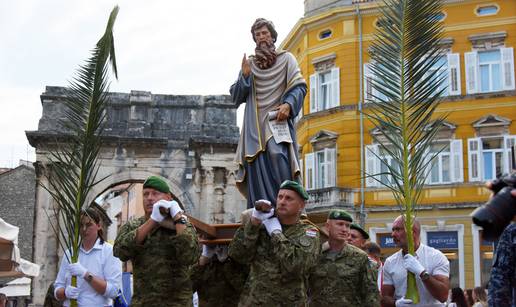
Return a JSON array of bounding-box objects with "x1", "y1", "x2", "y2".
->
[{"x1": 0, "y1": 165, "x2": 36, "y2": 260}]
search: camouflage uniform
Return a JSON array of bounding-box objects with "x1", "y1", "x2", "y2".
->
[
  {"x1": 228, "y1": 221, "x2": 320, "y2": 307},
  {"x1": 488, "y1": 222, "x2": 516, "y2": 307},
  {"x1": 113, "y1": 216, "x2": 199, "y2": 307},
  {"x1": 191, "y1": 257, "x2": 250, "y2": 307},
  {"x1": 308, "y1": 244, "x2": 380, "y2": 307}
]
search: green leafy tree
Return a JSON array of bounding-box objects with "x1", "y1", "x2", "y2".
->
[
  {"x1": 43, "y1": 6, "x2": 119, "y2": 307},
  {"x1": 365, "y1": 0, "x2": 446, "y2": 303}
]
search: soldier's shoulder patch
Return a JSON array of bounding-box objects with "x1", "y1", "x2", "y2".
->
[{"x1": 305, "y1": 228, "x2": 319, "y2": 237}]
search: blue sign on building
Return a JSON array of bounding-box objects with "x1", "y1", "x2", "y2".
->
[
  {"x1": 379, "y1": 235, "x2": 397, "y2": 248},
  {"x1": 427, "y1": 231, "x2": 458, "y2": 249}
]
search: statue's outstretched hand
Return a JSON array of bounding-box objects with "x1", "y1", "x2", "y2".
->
[{"x1": 242, "y1": 53, "x2": 251, "y2": 78}]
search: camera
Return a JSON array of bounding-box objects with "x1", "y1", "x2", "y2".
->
[{"x1": 471, "y1": 143, "x2": 516, "y2": 241}]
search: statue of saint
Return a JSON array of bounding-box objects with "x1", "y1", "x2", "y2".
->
[{"x1": 230, "y1": 18, "x2": 306, "y2": 208}]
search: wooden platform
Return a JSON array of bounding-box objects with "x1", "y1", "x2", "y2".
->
[
  {"x1": 161, "y1": 215, "x2": 241, "y2": 245},
  {"x1": 160, "y1": 213, "x2": 327, "y2": 244}
]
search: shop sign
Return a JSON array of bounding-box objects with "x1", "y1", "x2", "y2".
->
[
  {"x1": 379, "y1": 235, "x2": 397, "y2": 248},
  {"x1": 427, "y1": 231, "x2": 458, "y2": 249}
]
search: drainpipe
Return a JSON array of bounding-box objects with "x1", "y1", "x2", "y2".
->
[{"x1": 356, "y1": 2, "x2": 366, "y2": 227}]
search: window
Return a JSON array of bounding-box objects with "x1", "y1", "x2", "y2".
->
[
  {"x1": 364, "y1": 54, "x2": 461, "y2": 101},
  {"x1": 319, "y1": 29, "x2": 332, "y2": 40},
  {"x1": 366, "y1": 139, "x2": 463, "y2": 187},
  {"x1": 433, "y1": 12, "x2": 446, "y2": 22},
  {"x1": 310, "y1": 67, "x2": 340, "y2": 112},
  {"x1": 365, "y1": 144, "x2": 400, "y2": 187},
  {"x1": 426, "y1": 231, "x2": 460, "y2": 288},
  {"x1": 468, "y1": 135, "x2": 515, "y2": 181},
  {"x1": 426, "y1": 140, "x2": 464, "y2": 184},
  {"x1": 465, "y1": 47, "x2": 515, "y2": 94},
  {"x1": 476, "y1": 5, "x2": 499, "y2": 16},
  {"x1": 304, "y1": 147, "x2": 336, "y2": 190},
  {"x1": 363, "y1": 63, "x2": 388, "y2": 103}
]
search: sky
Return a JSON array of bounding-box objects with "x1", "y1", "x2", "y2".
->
[{"x1": 0, "y1": 0, "x2": 304, "y2": 168}]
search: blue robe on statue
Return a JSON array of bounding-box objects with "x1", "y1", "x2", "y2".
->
[{"x1": 230, "y1": 50, "x2": 307, "y2": 208}]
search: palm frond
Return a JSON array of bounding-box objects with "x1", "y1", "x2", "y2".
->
[
  {"x1": 364, "y1": 0, "x2": 445, "y2": 302},
  {"x1": 41, "y1": 7, "x2": 119, "y2": 306}
]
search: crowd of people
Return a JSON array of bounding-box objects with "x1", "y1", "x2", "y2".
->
[{"x1": 46, "y1": 174, "x2": 506, "y2": 307}]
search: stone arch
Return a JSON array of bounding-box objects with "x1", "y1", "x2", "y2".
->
[{"x1": 86, "y1": 169, "x2": 191, "y2": 213}]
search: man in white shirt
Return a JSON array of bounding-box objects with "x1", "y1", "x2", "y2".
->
[{"x1": 381, "y1": 215, "x2": 450, "y2": 307}]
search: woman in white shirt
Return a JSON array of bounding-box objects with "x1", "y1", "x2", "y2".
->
[{"x1": 54, "y1": 207, "x2": 122, "y2": 307}]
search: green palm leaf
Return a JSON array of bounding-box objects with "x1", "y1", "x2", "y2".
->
[
  {"x1": 364, "y1": 0, "x2": 446, "y2": 302},
  {"x1": 42, "y1": 6, "x2": 119, "y2": 306}
]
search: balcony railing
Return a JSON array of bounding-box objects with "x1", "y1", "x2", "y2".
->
[{"x1": 306, "y1": 187, "x2": 355, "y2": 212}]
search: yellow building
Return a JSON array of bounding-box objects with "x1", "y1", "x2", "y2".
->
[{"x1": 281, "y1": 0, "x2": 516, "y2": 289}]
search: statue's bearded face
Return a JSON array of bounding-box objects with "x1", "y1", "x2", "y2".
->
[{"x1": 253, "y1": 26, "x2": 277, "y2": 70}]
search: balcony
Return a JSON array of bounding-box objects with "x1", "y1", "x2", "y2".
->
[{"x1": 306, "y1": 187, "x2": 355, "y2": 212}]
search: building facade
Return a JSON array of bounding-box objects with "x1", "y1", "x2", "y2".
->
[
  {"x1": 0, "y1": 163, "x2": 36, "y2": 305},
  {"x1": 281, "y1": 0, "x2": 515, "y2": 289}
]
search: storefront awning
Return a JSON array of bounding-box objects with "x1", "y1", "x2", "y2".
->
[{"x1": 0, "y1": 218, "x2": 40, "y2": 287}]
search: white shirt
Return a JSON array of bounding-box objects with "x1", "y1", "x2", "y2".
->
[
  {"x1": 383, "y1": 244, "x2": 449, "y2": 307},
  {"x1": 54, "y1": 239, "x2": 122, "y2": 307}
]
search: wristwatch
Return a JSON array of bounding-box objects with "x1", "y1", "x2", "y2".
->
[
  {"x1": 84, "y1": 272, "x2": 93, "y2": 283},
  {"x1": 420, "y1": 270, "x2": 431, "y2": 281},
  {"x1": 174, "y1": 216, "x2": 188, "y2": 225}
]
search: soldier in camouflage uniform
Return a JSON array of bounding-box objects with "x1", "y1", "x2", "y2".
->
[
  {"x1": 191, "y1": 244, "x2": 249, "y2": 307},
  {"x1": 229, "y1": 180, "x2": 320, "y2": 307},
  {"x1": 113, "y1": 176, "x2": 199, "y2": 307},
  {"x1": 308, "y1": 209, "x2": 380, "y2": 307},
  {"x1": 349, "y1": 222, "x2": 369, "y2": 250}
]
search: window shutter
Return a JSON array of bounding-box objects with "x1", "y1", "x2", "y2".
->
[
  {"x1": 503, "y1": 135, "x2": 516, "y2": 173},
  {"x1": 324, "y1": 147, "x2": 336, "y2": 187},
  {"x1": 500, "y1": 47, "x2": 515, "y2": 91},
  {"x1": 299, "y1": 158, "x2": 304, "y2": 186},
  {"x1": 465, "y1": 51, "x2": 478, "y2": 94},
  {"x1": 309, "y1": 73, "x2": 318, "y2": 113},
  {"x1": 422, "y1": 147, "x2": 432, "y2": 184},
  {"x1": 365, "y1": 144, "x2": 379, "y2": 187},
  {"x1": 450, "y1": 139, "x2": 464, "y2": 182},
  {"x1": 447, "y1": 53, "x2": 461, "y2": 96},
  {"x1": 330, "y1": 67, "x2": 340, "y2": 108},
  {"x1": 364, "y1": 63, "x2": 373, "y2": 102},
  {"x1": 468, "y1": 138, "x2": 482, "y2": 182},
  {"x1": 305, "y1": 153, "x2": 315, "y2": 190}
]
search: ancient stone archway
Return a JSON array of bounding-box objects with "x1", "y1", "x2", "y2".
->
[{"x1": 26, "y1": 86, "x2": 246, "y2": 305}]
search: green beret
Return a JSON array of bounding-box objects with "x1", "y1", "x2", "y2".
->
[
  {"x1": 279, "y1": 180, "x2": 309, "y2": 200},
  {"x1": 350, "y1": 223, "x2": 370, "y2": 240},
  {"x1": 143, "y1": 176, "x2": 171, "y2": 194},
  {"x1": 328, "y1": 209, "x2": 353, "y2": 222}
]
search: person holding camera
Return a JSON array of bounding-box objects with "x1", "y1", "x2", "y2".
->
[{"x1": 486, "y1": 182, "x2": 516, "y2": 307}]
